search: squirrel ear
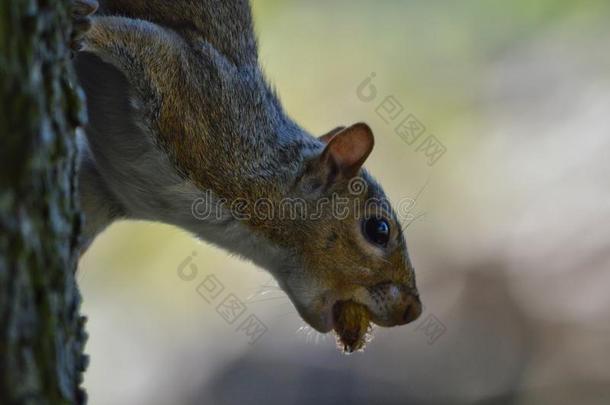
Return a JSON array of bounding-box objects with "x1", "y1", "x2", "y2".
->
[
  {"x1": 319, "y1": 126, "x2": 346, "y2": 144},
  {"x1": 321, "y1": 123, "x2": 374, "y2": 178}
]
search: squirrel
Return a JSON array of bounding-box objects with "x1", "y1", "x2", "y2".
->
[{"x1": 70, "y1": 0, "x2": 422, "y2": 352}]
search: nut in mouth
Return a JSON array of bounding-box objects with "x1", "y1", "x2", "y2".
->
[{"x1": 332, "y1": 300, "x2": 373, "y2": 353}]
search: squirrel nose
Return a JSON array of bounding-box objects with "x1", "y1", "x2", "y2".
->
[
  {"x1": 368, "y1": 282, "x2": 422, "y2": 326},
  {"x1": 403, "y1": 295, "x2": 422, "y2": 324}
]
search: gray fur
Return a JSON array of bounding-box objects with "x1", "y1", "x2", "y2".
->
[{"x1": 74, "y1": 0, "x2": 421, "y2": 338}]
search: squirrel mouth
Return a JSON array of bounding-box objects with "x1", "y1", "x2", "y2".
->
[{"x1": 331, "y1": 300, "x2": 373, "y2": 353}]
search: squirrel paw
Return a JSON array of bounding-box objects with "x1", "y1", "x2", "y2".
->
[{"x1": 70, "y1": 0, "x2": 99, "y2": 52}]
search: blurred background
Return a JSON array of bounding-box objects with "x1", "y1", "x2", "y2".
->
[{"x1": 78, "y1": 0, "x2": 610, "y2": 404}]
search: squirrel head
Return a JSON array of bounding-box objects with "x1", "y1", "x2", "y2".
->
[{"x1": 266, "y1": 123, "x2": 422, "y2": 351}]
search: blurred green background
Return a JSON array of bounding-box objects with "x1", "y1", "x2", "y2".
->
[{"x1": 78, "y1": 1, "x2": 610, "y2": 404}]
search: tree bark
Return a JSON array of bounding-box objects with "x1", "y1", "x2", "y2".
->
[{"x1": 0, "y1": 1, "x2": 88, "y2": 403}]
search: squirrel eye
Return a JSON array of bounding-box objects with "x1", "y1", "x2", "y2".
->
[{"x1": 363, "y1": 218, "x2": 390, "y2": 247}]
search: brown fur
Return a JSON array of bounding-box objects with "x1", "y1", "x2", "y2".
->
[{"x1": 73, "y1": 0, "x2": 422, "y2": 347}]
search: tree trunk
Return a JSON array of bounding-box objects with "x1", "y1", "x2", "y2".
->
[{"x1": 0, "y1": 1, "x2": 88, "y2": 403}]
